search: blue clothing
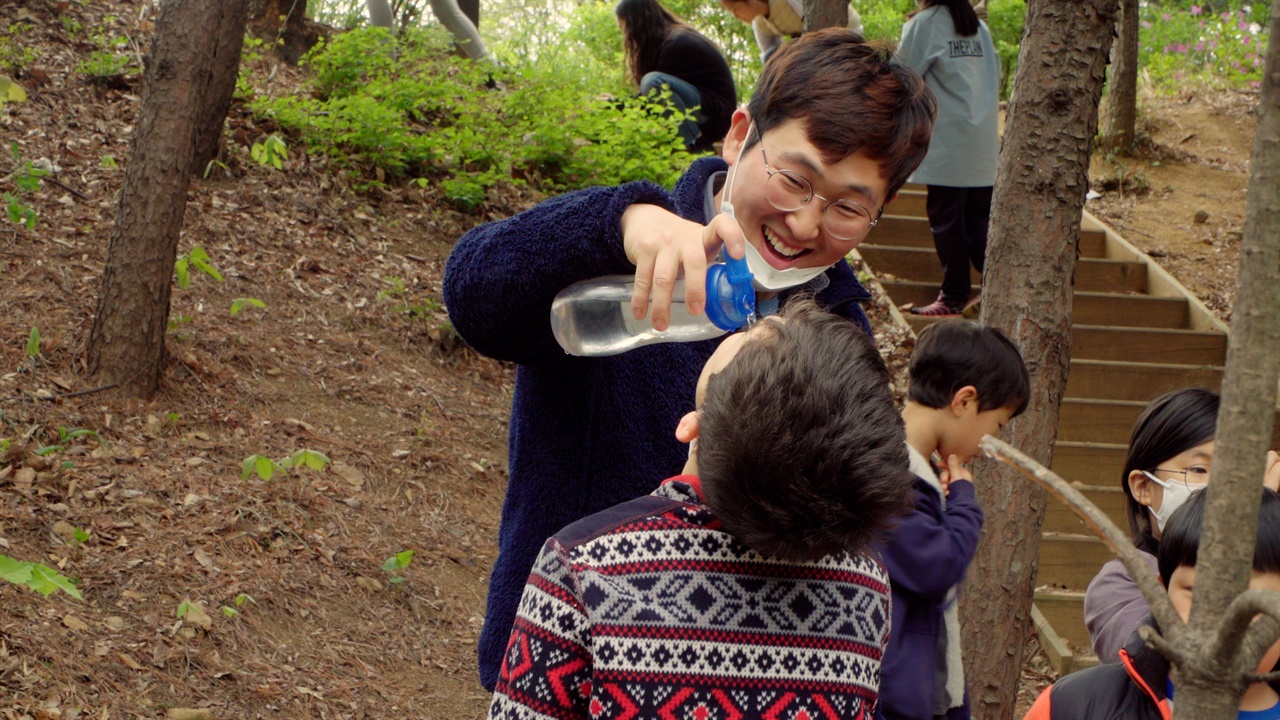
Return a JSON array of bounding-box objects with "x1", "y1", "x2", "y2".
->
[
  {"x1": 879, "y1": 475, "x2": 983, "y2": 720},
  {"x1": 639, "y1": 71, "x2": 702, "y2": 150},
  {"x1": 442, "y1": 155, "x2": 873, "y2": 690}
]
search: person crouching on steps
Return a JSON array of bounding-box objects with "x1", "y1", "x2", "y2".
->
[{"x1": 488, "y1": 300, "x2": 915, "y2": 719}]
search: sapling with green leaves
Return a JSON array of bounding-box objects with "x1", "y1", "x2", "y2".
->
[
  {"x1": 173, "y1": 245, "x2": 222, "y2": 289},
  {"x1": 382, "y1": 549, "x2": 414, "y2": 585},
  {"x1": 241, "y1": 448, "x2": 331, "y2": 481},
  {"x1": 220, "y1": 593, "x2": 255, "y2": 618},
  {"x1": 250, "y1": 134, "x2": 288, "y2": 170},
  {"x1": 229, "y1": 298, "x2": 266, "y2": 317},
  {"x1": 25, "y1": 327, "x2": 40, "y2": 357}
]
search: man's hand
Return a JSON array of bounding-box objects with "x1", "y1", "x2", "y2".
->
[
  {"x1": 938, "y1": 454, "x2": 973, "y2": 498},
  {"x1": 620, "y1": 204, "x2": 747, "y2": 332}
]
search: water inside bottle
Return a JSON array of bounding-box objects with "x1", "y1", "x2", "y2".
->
[{"x1": 551, "y1": 279, "x2": 728, "y2": 356}]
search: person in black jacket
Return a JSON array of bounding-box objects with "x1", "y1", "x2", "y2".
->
[
  {"x1": 1024, "y1": 490, "x2": 1280, "y2": 720},
  {"x1": 617, "y1": 0, "x2": 737, "y2": 151}
]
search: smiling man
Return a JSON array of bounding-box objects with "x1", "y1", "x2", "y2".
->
[{"x1": 443, "y1": 29, "x2": 935, "y2": 691}]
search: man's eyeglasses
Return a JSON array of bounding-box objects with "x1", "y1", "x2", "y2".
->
[
  {"x1": 758, "y1": 139, "x2": 880, "y2": 242},
  {"x1": 1148, "y1": 464, "x2": 1211, "y2": 490}
]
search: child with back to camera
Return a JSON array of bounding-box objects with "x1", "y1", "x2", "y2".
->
[
  {"x1": 488, "y1": 300, "x2": 914, "y2": 719},
  {"x1": 1026, "y1": 488, "x2": 1280, "y2": 720},
  {"x1": 879, "y1": 319, "x2": 1030, "y2": 720}
]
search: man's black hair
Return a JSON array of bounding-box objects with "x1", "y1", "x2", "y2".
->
[
  {"x1": 906, "y1": 319, "x2": 1030, "y2": 416},
  {"x1": 697, "y1": 299, "x2": 913, "y2": 562},
  {"x1": 1158, "y1": 488, "x2": 1280, "y2": 588},
  {"x1": 1123, "y1": 387, "x2": 1220, "y2": 555}
]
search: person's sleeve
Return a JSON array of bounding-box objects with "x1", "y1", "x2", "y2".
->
[
  {"x1": 1022, "y1": 685, "x2": 1054, "y2": 720},
  {"x1": 488, "y1": 539, "x2": 593, "y2": 719},
  {"x1": 1084, "y1": 559, "x2": 1149, "y2": 663},
  {"x1": 443, "y1": 182, "x2": 673, "y2": 366},
  {"x1": 896, "y1": 13, "x2": 938, "y2": 77},
  {"x1": 814, "y1": 261, "x2": 872, "y2": 335},
  {"x1": 752, "y1": 17, "x2": 783, "y2": 62},
  {"x1": 879, "y1": 480, "x2": 983, "y2": 597}
]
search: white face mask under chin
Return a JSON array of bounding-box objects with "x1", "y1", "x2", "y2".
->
[
  {"x1": 721, "y1": 122, "x2": 835, "y2": 293},
  {"x1": 1144, "y1": 470, "x2": 1206, "y2": 533}
]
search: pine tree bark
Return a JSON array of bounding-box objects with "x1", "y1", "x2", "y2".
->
[
  {"x1": 191, "y1": 0, "x2": 251, "y2": 175},
  {"x1": 1174, "y1": 2, "x2": 1280, "y2": 716},
  {"x1": 1101, "y1": 0, "x2": 1139, "y2": 151},
  {"x1": 801, "y1": 0, "x2": 848, "y2": 32},
  {"x1": 960, "y1": 2, "x2": 1119, "y2": 719},
  {"x1": 85, "y1": 0, "x2": 229, "y2": 399}
]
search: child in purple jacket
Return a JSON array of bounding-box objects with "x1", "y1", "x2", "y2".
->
[{"x1": 880, "y1": 320, "x2": 1030, "y2": 720}]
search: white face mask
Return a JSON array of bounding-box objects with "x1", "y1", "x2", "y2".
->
[
  {"x1": 721, "y1": 123, "x2": 834, "y2": 293},
  {"x1": 1144, "y1": 470, "x2": 1206, "y2": 533}
]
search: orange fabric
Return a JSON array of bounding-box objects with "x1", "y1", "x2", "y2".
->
[
  {"x1": 1119, "y1": 648, "x2": 1173, "y2": 720},
  {"x1": 1022, "y1": 686, "x2": 1053, "y2": 720}
]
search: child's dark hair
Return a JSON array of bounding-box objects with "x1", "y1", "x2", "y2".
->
[
  {"x1": 697, "y1": 299, "x2": 913, "y2": 562},
  {"x1": 745, "y1": 29, "x2": 935, "y2": 201},
  {"x1": 913, "y1": 0, "x2": 980, "y2": 37},
  {"x1": 1157, "y1": 488, "x2": 1280, "y2": 588},
  {"x1": 906, "y1": 319, "x2": 1030, "y2": 416},
  {"x1": 1123, "y1": 387, "x2": 1219, "y2": 554}
]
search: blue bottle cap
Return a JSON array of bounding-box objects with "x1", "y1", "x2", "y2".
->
[{"x1": 703, "y1": 254, "x2": 756, "y2": 331}]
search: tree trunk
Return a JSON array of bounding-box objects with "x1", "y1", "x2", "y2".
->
[
  {"x1": 1101, "y1": 0, "x2": 1139, "y2": 151},
  {"x1": 801, "y1": 0, "x2": 847, "y2": 32},
  {"x1": 367, "y1": 0, "x2": 394, "y2": 29},
  {"x1": 191, "y1": 0, "x2": 251, "y2": 175},
  {"x1": 1174, "y1": 2, "x2": 1280, "y2": 716},
  {"x1": 247, "y1": 0, "x2": 320, "y2": 64},
  {"x1": 961, "y1": 2, "x2": 1119, "y2": 719},
  {"x1": 85, "y1": 0, "x2": 229, "y2": 399}
]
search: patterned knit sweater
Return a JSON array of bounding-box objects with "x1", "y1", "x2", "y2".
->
[{"x1": 488, "y1": 478, "x2": 892, "y2": 720}]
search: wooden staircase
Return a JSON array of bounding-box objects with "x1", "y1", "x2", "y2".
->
[{"x1": 857, "y1": 185, "x2": 1280, "y2": 675}]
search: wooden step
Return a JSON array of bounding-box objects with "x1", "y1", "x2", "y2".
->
[
  {"x1": 898, "y1": 290, "x2": 1190, "y2": 330},
  {"x1": 1034, "y1": 589, "x2": 1092, "y2": 651},
  {"x1": 858, "y1": 245, "x2": 1148, "y2": 293},
  {"x1": 872, "y1": 215, "x2": 1108, "y2": 257},
  {"x1": 1058, "y1": 399, "x2": 1280, "y2": 446},
  {"x1": 1036, "y1": 533, "x2": 1115, "y2": 590},
  {"x1": 1052, "y1": 441, "x2": 1127, "y2": 486},
  {"x1": 889, "y1": 190, "x2": 926, "y2": 216},
  {"x1": 1072, "y1": 326, "x2": 1227, "y2": 365},
  {"x1": 1042, "y1": 484, "x2": 1128, "y2": 535},
  {"x1": 1066, "y1": 359, "x2": 1223, "y2": 401}
]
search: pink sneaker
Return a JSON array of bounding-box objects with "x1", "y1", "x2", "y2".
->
[{"x1": 910, "y1": 297, "x2": 963, "y2": 317}]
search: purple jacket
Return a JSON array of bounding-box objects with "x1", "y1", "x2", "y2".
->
[
  {"x1": 443, "y1": 156, "x2": 873, "y2": 690},
  {"x1": 1084, "y1": 553, "x2": 1159, "y2": 663},
  {"x1": 878, "y1": 476, "x2": 983, "y2": 720}
]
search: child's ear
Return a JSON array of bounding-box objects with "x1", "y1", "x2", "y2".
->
[
  {"x1": 1129, "y1": 469, "x2": 1156, "y2": 507},
  {"x1": 675, "y1": 411, "x2": 701, "y2": 443},
  {"x1": 949, "y1": 386, "x2": 979, "y2": 417}
]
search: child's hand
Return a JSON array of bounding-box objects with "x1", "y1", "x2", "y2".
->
[
  {"x1": 1266, "y1": 450, "x2": 1280, "y2": 493},
  {"x1": 938, "y1": 454, "x2": 974, "y2": 497}
]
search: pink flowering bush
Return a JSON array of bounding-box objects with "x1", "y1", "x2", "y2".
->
[{"x1": 1137, "y1": 2, "x2": 1270, "y2": 91}]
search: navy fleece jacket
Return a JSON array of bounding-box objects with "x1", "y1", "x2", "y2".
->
[
  {"x1": 442, "y1": 155, "x2": 873, "y2": 690},
  {"x1": 879, "y1": 475, "x2": 983, "y2": 720}
]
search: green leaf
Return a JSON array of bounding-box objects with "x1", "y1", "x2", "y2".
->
[
  {"x1": 255, "y1": 455, "x2": 284, "y2": 481},
  {"x1": 235, "y1": 593, "x2": 255, "y2": 607},
  {"x1": 241, "y1": 455, "x2": 257, "y2": 480},
  {"x1": 0, "y1": 555, "x2": 33, "y2": 586},
  {"x1": 28, "y1": 564, "x2": 82, "y2": 599},
  {"x1": 25, "y1": 327, "x2": 40, "y2": 356},
  {"x1": 220, "y1": 606, "x2": 238, "y2": 618},
  {"x1": 230, "y1": 297, "x2": 266, "y2": 317},
  {"x1": 73, "y1": 527, "x2": 90, "y2": 544},
  {"x1": 34, "y1": 445, "x2": 62, "y2": 456},
  {"x1": 290, "y1": 449, "x2": 330, "y2": 471},
  {"x1": 0, "y1": 76, "x2": 29, "y2": 105},
  {"x1": 174, "y1": 257, "x2": 191, "y2": 289},
  {"x1": 383, "y1": 549, "x2": 414, "y2": 573},
  {"x1": 176, "y1": 600, "x2": 192, "y2": 618}
]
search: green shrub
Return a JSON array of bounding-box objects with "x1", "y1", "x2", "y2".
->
[{"x1": 1136, "y1": 3, "x2": 1270, "y2": 92}]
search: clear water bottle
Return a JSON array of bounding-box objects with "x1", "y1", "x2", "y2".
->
[{"x1": 550, "y1": 254, "x2": 756, "y2": 357}]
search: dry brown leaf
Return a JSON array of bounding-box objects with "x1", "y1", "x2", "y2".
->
[
  {"x1": 182, "y1": 603, "x2": 213, "y2": 630},
  {"x1": 166, "y1": 710, "x2": 216, "y2": 720},
  {"x1": 193, "y1": 548, "x2": 214, "y2": 570},
  {"x1": 62, "y1": 615, "x2": 89, "y2": 631},
  {"x1": 116, "y1": 652, "x2": 142, "y2": 671},
  {"x1": 52, "y1": 520, "x2": 77, "y2": 543},
  {"x1": 331, "y1": 462, "x2": 364, "y2": 488}
]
